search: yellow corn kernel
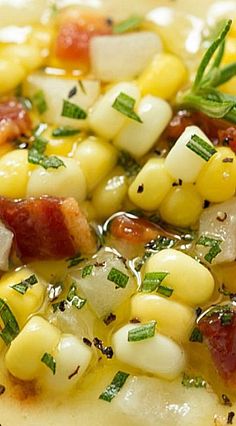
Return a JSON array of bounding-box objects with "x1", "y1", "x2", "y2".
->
[
  {"x1": 1, "y1": 44, "x2": 44, "y2": 72},
  {"x1": 5, "y1": 316, "x2": 61, "y2": 381},
  {"x1": 0, "y1": 59, "x2": 25, "y2": 94},
  {"x1": 159, "y1": 183, "x2": 204, "y2": 227},
  {"x1": 131, "y1": 294, "x2": 195, "y2": 343},
  {"x1": 43, "y1": 126, "x2": 81, "y2": 157},
  {"x1": 92, "y1": 166, "x2": 128, "y2": 220},
  {"x1": 30, "y1": 26, "x2": 54, "y2": 51},
  {"x1": 138, "y1": 53, "x2": 187, "y2": 100},
  {"x1": 196, "y1": 147, "x2": 236, "y2": 203},
  {"x1": 145, "y1": 249, "x2": 215, "y2": 306},
  {"x1": 128, "y1": 158, "x2": 174, "y2": 211},
  {"x1": 0, "y1": 267, "x2": 45, "y2": 328},
  {"x1": 74, "y1": 136, "x2": 117, "y2": 192},
  {"x1": 0, "y1": 149, "x2": 29, "y2": 198}
]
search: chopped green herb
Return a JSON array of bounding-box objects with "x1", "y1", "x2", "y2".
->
[
  {"x1": 41, "y1": 352, "x2": 56, "y2": 375},
  {"x1": 67, "y1": 284, "x2": 87, "y2": 310},
  {"x1": 186, "y1": 134, "x2": 217, "y2": 161},
  {"x1": 221, "y1": 311, "x2": 234, "y2": 326},
  {"x1": 61, "y1": 99, "x2": 87, "y2": 120},
  {"x1": 182, "y1": 373, "x2": 207, "y2": 388},
  {"x1": 52, "y1": 126, "x2": 81, "y2": 137},
  {"x1": 33, "y1": 122, "x2": 48, "y2": 137},
  {"x1": 113, "y1": 15, "x2": 143, "y2": 34},
  {"x1": 107, "y1": 267, "x2": 129, "y2": 288},
  {"x1": 145, "y1": 236, "x2": 177, "y2": 251},
  {"x1": 99, "y1": 371, "x2": 129, "y2": 402},
  {"x1": 128, "y1": 320, "x2": 156, "y2": 342},
  {"x1": 0, "y1": 299, "x2": 20, "y2": 345},
  {"x1": 156, "y1": 284, "x2": 173, "y2": 297},
  {"x1": 32, "y1": 90, "x2": 48, "y2": 114},
  {"x1": 28, "y1": 136, "x2": 65, "y2": 170},
  {"x1": 11, "y1": 274, "x2": 38, "y2": 295},
  {"x1": 189, "y1": 327, "x2": 203, "y2": 343},
  {"x1": 67, "y1": 254, "x2": 85, "y2": 268},
  {"x1": 118, "y1": 151, "x2": 141, "y2": 177},
  {"x1": 196, "y1": 235, "x2": 223, "y2": 263},
  {"x1": 82, "y1": 265, "x2": 93, "y2": 278},
  {"x1": 20, "y1": 97, "x2": 32, "y2": 111},
  {"x1": 141, "y1": 272, "x2": 169, "y2": 293},
  {"x1": 112, "y1": 92, "x2": 142, "y2": 123}
]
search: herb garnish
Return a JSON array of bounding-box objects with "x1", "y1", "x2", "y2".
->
[
  {"x1": 41, "y1": 352, "x2": 56, "y2": 375},
  {"x1": 48, "y1": 282, "x2": 63, "y2": 302},
  {"x1": 196, "y1": 235, "x2": 223, "y2": 263},
  {"x1": 128, "y1": 320, "x2": 156, "y2": 342},
  {"x1": 113, "y1": 15, "x2": 143, "y2": 34},
  {"x1": 118, "y1": 151, "x2": 141, "y2": 177},
  {"x1": 61, "y1": 99, "x2": 87, "y2": 120},
  {"x1": 140, "y1": 272, "x2": 169, "y2": 293},
  {"x1": 186, "y1": 134, "x2": 216, "y2": 161},
  {"x1": 28, "y1": 136, "x2": 65, "y2": 169},
  {"x1": 206, "y1": 304, "x2": 234, "y2": 326},
  {"x1": 67, "y1": 284, "x2": 87, "y2": 310},
  {"x1": 107, "y1": 267, "x2": 129, "y2": 288},
  {"x1": 112, "y1": 92, "x2": 142, "y2": 123},
  {"x1": 82, "y1": 265, "x2": 93, "y2": 278},
  {"x1": 178, "y1": 20, "x2": 236, "y2": 123},
  {"x1": 99, "y1": 371, "x2": 129, "y2": 402},
  {"x1": 52, "y1": 126, "x2": 80, "y2": 137},
  {"x1": 32, "y1": 90, "x2": 48, "y2": 114},
  {"x1": 189, "y1": 327, "x2": 203, "y2": 343},
  {"x1": 181, "y1": 373, "x2": 207, "y2": 388},
  {"x1": 0, "y1": 299, "x2": 20, "y2": 345},
  {"x1": 67, "y1": 253, "x2": 85, "y2": 268},
  {"x1": 11, "y1": 274, "x2": 38, "y2": 295}
]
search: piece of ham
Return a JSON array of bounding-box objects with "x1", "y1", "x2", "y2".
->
[
  {"x1": 0, "y1": 196, "x2": 96, "y2": 262},
  {"x1": 0, "y1": 98, "x2": 31, "y2": 145}
]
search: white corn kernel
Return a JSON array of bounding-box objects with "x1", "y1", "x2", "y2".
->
[
  {"x1": 89, "y1": 82, "x2": 140, "y2": 139},
  {"x1": 165, "y1": 126, "x2": 214, "y2": 183},
  {"x1": 41, "y1": 334, "x2": 92, "y2": 392},
  {"x1": 27, "y1": 156, "x2": 86, "y2": 202},
  {"x1": 74, "y1": 136, "x2": 117, "y2": 191},
  {"x1": 128, "y1": 158, "x2": 174, "y2": 211},
  {"x1": 5, "y1": 316, "x2": 61, "y2": 381},
  {"x1": 113, "y1": 95, "x2": 172, "y2": 157},
  {"x1": 1, "y1": 44, "x2": 44, "y2": 72},
  {"x1": 112, "y1": 323, "x2": 185, "y2": 380},
  {"x1": 145, "y1": 249, "x2": 214, "y2": 306},
  {"x1": 0, "y1": 150, "x2": 29, "y2": 198}
]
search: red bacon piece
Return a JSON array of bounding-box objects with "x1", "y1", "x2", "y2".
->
[
  {"x1": 0, "y1": 197, "x2": 96, "y2": 262},
  {"x1": 198, "y1": 307, "x2": 236, "y2": 385},
  {"x1": 55, "y1": 9, "x2": 112, "y2": 63},
  {"x1": 110, "y1": 214, "x2": 174, "y2": 245},
  {"x1": 0, "y1": 98, "x2": 31, "y2": 145}
]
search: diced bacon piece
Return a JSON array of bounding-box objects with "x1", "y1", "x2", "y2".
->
[
  {"x1": 218, "y1": 127, "x2": 236, "y2": 153},
  {"x1": 0, "y1": 98, "x2": 31, "y2": 145},
  {"x1": 110, "y1": 214, "x2": 174, "y2": 245},
  {"x1": 0, "y1": 197, "x2": 96, "y2": 262},
  {"x1": 198, "y1": 306, "x2": 236, "y2": 385},
  {"x1": 55, "y1": 9, "x2": 112, "y2": 63}
]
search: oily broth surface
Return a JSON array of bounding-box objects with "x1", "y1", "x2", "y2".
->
[{"x1": 0, "y1": 0, "x2": 233, "y2": 425}]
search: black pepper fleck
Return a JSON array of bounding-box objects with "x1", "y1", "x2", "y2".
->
[
  {"x1": 93, "y1": 337, "x2": 113, "y2": 359},
  {"x1": 130, "y1": 317, "x2": 141, "y2": 324},
  {"x1": 83, "y1": 337, "x2": 92, "y2": 347},
  {"x1": 137, "y1": 184, "x2": 144, "y2": 193},
  {"x1": 68, "y1": 86, "x2": 77, "y2": 99},
  {"x1": 222, "y1": 157, "x2": 234, "y2": 163},
  {"x1": 203, "y1": 200, "x2": 210, "y2": 209},
  {"x1": 216, "y1": 211, "x2": 227, "y2": 222},
  {"x1": 68, "y1": 365, "x2": 80, "y2": 380},
  {"x1": 103, "y1": 313, "x2": 116, "y2": 326},
  {"x1": 227, "y1": 411, "x2": 235, "y2": 424},
  {"x1": 222, "y1": 394, "x2": 232, "y2": 407},
  {"x1": 0, "y1": 385, "x2": 5, "y2": 396}
]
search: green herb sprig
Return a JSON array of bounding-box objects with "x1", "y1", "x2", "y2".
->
[
  {"x1": 178, "y1": 20, "x2": 236, "y2": 123},
  {"x1": 28, "y1": 136, "x2": 65, "y2": 170}
]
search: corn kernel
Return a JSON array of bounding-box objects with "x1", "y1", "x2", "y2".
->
[
  {"x1": 138, "y1": 53, "x2": 187, "y2": 100},
  {"x1": 5, "y1": 316, "x2": 61, "y2": 381},
  {"x1": 159, "y1": 183, "x2": 204, "y2": 227},
  {"x1": 128, "y1": 158, "x2": 174, "y2": 211},
  {"x1": 196, "y1": 147, "x2": 236, "y2": 203},
  {"x1": 43, "y1": 126, "x2": 80, "y2": 157},
  {"x1": 0, "y1": 59, "x2": 25, "y2": 95},
  {"x1": 0, "y1": 149, "x2": 29, "y2": 198},
  {"x1": 1, "y1": 44, "x2": 44, "y2": 72},
  {"x1": 74, "y1": 136, "x2": 117, "y2": 191}
]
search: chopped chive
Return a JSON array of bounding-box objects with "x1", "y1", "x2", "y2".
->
[
  {"x1": 33, "y1": 122, "x2": 48, "y2": 137},
  {"x1": 61, "y1": 99, "x2": 87, "y2": 120},
  {"x1": 156, "y1": 284, "x2": 173, "y2": 298},
  {"x1": 197, "y1": 235, "x2": 222, "y2": 263},
  {"x1": 128, "y1": 320, "x2": 156, "y2": 342},
  {"x1": 28, "y1": 136, "x2": 65, "y2": 170},
  {"x1": 221, "y1": 311, "x2": 233, "y2": 326},
  {"x1": 82, "y1": 265, "x2": 93, "y2": 278},
  {"x1": 112, "y1": 92, "x2": 142, "y2": 123},
  {"x1": 67, "y1": 284, "x2": 87, "y2": 310},
  {"x1": 113, "y1": 15, "x2": 143, "y2": 34},
  {"x1": 118, "y1": 151, "x2": 141, "y2": 177},
  {"x1": 186, "y1": 134, "x2": 217, "y2": 161},
  {"x1": 32, "y1": 90, "x2": 48, "y2": 114},
  {"x1": 11, "y1": 274, "x2": 38, "y2": 295},
  {"x1": 41, "y1": 352, "x2": 56, "y2": 375},
  {"x1": 99, "y1": 371, "x2": 129, "y2": 402},
  {"x1": 52, "y1": 126, "x2": 80, "y2": 137},
  {"x1": 189, "y1": 327, "x2": 203, "y2": 343},
  {"x1": 107, "y1": 267, "x2": 129, "y2": 288},
  {"x1": 145, "y1": 236, "x2": 177, "y2": 251},
  {"x1": 182, "y1": 373, "x2": 207, "y2": 388},
  {"x1": 141, "y1": 272, "x2": 169, "y2": 293},
  {"x1": 67, "y1": 254, "x2": 85, "y2": 268},
  {"x1": 0, "y1": 299, "x2": 20, "y2": 345}
]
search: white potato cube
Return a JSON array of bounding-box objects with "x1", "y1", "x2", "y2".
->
[
  {"x1": 114, "y1": 95, "x2": 172, "y2": 157},
  {"x1": 165, "y1": 126, "x2": 214, "y2": 182},
  {"x1": 112, "y1": 323, "x2": 185, "y2": 380},
  {"x1": 0, "y1": 222, "x2": 13, "y2": 271}
]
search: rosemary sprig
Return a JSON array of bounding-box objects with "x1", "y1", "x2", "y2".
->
[{"x1": 179, "y1": 20, "x2": 236, "y2": 123}]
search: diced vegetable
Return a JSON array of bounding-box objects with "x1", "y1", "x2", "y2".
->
[
  {"x1": 0, "y1": 221, "x2": 13, "y2": 271},
  {"x1": 90, "y1": 32, "x2": 162, "y2": 82}
]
